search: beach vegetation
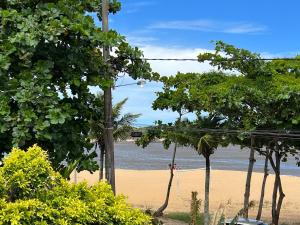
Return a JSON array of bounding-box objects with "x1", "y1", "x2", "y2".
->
[
  {"x1": 197, "y1": 41, "x2": 300, "y2": 224},
  {"x1": 139, "y1": 41, "x2": 300, "y2": 224},
  {"x1": 190, "y1": 191, "x2": 202, "y2": 225},
  {"x1": 0, "y1": 0, "x2": 156, "y2": 173},
  {"x1": 136, "y1": 75, "x2": 193, "y2": 216},
  {"x1": 0, "y1": 144, "x2": 151, "y2": 224},
  {"x1": 197, "y1": 41, "x2": 272, "y2": 219},
  {"x1": 89, "y1": 94, "x2": 140, "y2": 181},
  {"x1": 136, "y1": 72, "x2": 226, "y2": 224},
  {"x1": 136, "y1": 118, "x2": 183, "y2": 217}
]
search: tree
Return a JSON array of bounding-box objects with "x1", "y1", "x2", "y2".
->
[
  {"x1": 138, "y1": 72, "x2": 229, "y2": 222},
  {"x1": 196, "y1": 42, "x2": 300, "y2": 223},
  {"x1": 136, "y1": 73, "x2": 194, "y2": 216},
  {"x1": 137, "y1": 119, "x2": 183, "y2": 217},
  {"x1": 0, "y1": 144, "x2": 151, "y2": 224},
  {"x1": 197, "y1": 134, "x2": 217, "y2": 225},
  {"x1": 197, "y1": 41, "x2": 272, "y2": 218},
  {"x1": 256, "y1": 144, "x2": 270, "y2": 220},
  {"x1": 186, "y1": 114, "x2": 226, "y2": 225},
  {"x1": 89, "y1": 94, "x2": 140, "y2": 180},
  {"x1": 140, "y1": 112, "x2": 227, "y2": 224},
  {"x1": 0, "y1": 0, "x2": 156, "y2": 172}
]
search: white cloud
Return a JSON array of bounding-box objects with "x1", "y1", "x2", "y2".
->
[
  {"x1": 111, "y1": 43, "x2": 295, "y2": 124},
  {"x1": 124, "y1": 1, "x2": 156, "y2": 14},
  {"x1": 140, "y1": 45, "x2": 214, "y2": 76},
  {"x1": 128, "y1": 1, "x2": 156, "y2": 7},
  {"x1": 122, "y1": 44, "x2": 295, "y2": 124},
  {"x1": 149, "y1": 20, "x2": 266, "y2": 34},
  {"x1": 126, "y1": 35, "x2": 158, "y2": 46},
  {"x1": 111, "y1": 44, "x2": 215, "y2": 124}
]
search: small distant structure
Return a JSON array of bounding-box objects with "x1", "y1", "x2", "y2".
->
[{"x1": 130, "y1": 131, "x2": 143, "y2": 138}]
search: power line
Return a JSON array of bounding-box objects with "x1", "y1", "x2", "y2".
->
[
  {"x1": 133, "y1": 126, "x2": 300, "y2": 139},
  {"x1": 138, "y1": 57, "x2": 300, "y2": 62},
  {"x1": 133, "y1": 123, "x2": 300, "y2": 134}
]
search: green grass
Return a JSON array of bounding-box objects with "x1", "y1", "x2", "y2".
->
[{"x1": 165, "y1": 212, "x2": 204, "y2": 225}]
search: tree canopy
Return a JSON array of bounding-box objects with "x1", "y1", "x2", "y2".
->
[{"x1": 0, "y1": 0, "x2": 157, "y2": 170}]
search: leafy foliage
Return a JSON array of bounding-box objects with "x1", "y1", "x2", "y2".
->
[
  {"x1": 197, "y1": 42, "x2": 300, "y2": 132},
  {"x1": 198, "y1": 41, "x2": 273, "y2": 79},
  {"x1": 0, "y1": 0, "x2": 156, "y2": 171},
  {"x1": 0, "y1": 145, "x2": 151, "y2": 224},
  {"x1": 90, "y1": 94, "x2": 140, "y2": 144}
]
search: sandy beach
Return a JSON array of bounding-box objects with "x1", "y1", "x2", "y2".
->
[{"x1": 74, "y1": 169, "x2": 300, "y2": 223}]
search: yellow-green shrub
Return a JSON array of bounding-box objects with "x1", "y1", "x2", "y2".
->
[{"x1": 0, "y1": 145, "x2": 150, "y2": 225}]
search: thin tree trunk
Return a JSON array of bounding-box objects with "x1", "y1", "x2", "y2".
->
[
  {"x1": 99, "y1": 144, "x2": 105, "y2": 181},
  {"x1": 243, "y1": 136, "x2": 256, "y2": 218},
  {"x1": 154, "y1": 142, "x2": 178, "y2": 217},
  {"x1": 269, "y1": 150, "x2": 285, "y2": 225},
  {"x1": 154, "y1": 113, "x2": 182, "y2": 217},
  {"x1": 256, "y1": 149, "x2": 269, "y2": 220},
  {"x1": 275, "y1": 172, "x2": 285, "y2": 224},
  {"x1": 204, "y1": 156, "x2": 211, "y2": 225},
  {"x1": 271, "y1": 152, "x2": 279, "y2": 225}
]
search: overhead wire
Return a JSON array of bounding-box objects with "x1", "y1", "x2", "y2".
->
[
  {"x1": 2, "y1": 56, "x2": 300, "y2": 141},
  {"x1": 132, "y1": 125, "x2": 300, "y2": 140},
  {"x1": 139, "y1": 57, "x2": 300, "y2": 62},
  {"x1": 1, "y1": 56, "x2": 299, "y2": 93}
]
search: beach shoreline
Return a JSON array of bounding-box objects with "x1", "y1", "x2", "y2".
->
[{"x1": 74, "y1": 169, "x2": 300, "y2": 223}]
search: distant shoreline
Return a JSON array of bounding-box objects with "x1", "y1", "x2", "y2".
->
[{"x1": 112, "y1": 142, "x2": 300, "y2": 177}]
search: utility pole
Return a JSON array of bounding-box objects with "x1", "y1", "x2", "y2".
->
[{"x1": 102, "y1": 0, "x2": 116, "y2": 194}]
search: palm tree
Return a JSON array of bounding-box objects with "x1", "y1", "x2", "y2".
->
[
  {"x1": 90, "y1": 94, "x2": 140, "y2": 180},
  {"x1": 197, "y1": 134, "x2": 218, "y2": 225},
  {"x1": 181, "y1": 114, "x2": 226, "y2": 225}
]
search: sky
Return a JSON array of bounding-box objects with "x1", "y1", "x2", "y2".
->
[{"x1": 92, "y1": 0, "x2": 300, "y2": 126}]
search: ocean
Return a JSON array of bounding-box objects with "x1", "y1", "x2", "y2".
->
[{"x1": 108, "y1": 142, "x2": 300, "y2": 177}]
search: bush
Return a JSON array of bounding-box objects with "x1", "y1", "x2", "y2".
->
[{"x1": 0, "y1": 144, "x2": 151, "y2": 224}]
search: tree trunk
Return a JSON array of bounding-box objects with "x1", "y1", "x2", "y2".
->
[
  {"x1": 204, "y1": 156, "x2": 211, "y2": 225},
  {"x1": 102, "y1": 0, "x2": 116, "y2": 194},
  {"x1": 269, "y1": 150, "x2": 285, "y2": 225},
  {"x1": 154, "y1": 113, "x2": 182, "y2": 217},
  {"x1": 154, "y1": 142, "x2": 178, "y2": 217},
  {"x1": 256, "y1": 149, "x2": 269, "y2": 220},
  {"x1": 243, "y1": 136, "x2": 256, "y2": 218},
  {"x1": 275, "y1": 172, "x2": 285, "y2": 225},
  {"x1": 99, "y1": 144, "x2": 105, "y2": 181}
]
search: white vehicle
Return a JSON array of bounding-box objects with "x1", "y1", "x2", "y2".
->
[{"x1": 223, "y1": 218, "x2": 268, "y2": 225}]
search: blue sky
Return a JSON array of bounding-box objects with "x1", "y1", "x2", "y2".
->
[{"x1": 93, "y1": 0, "x2": 300, "y2": 125}]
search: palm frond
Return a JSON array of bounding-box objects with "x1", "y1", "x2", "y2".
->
[
  {"x1": 112, "y1": 98, "x2": 128, "y2": 119},
  {"x1": 197, "y1": 134, "x2": 215, "y2": 156},
  {"x1": 89, "y1": 97, "x2": 139, "y2": 143},
  {"x1": 116, "y1": 113, "x2": 141, "y2": 127},
  {"x1": 113, "y1": 125, "x2": 134, "y2": 140}
]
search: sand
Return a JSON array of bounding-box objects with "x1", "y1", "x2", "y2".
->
[{"x1": 73, "y1": 169, "x2": 300, "y2": 223}]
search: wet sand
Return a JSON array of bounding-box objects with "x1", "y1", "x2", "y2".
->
[{"x1": 74, "y1": 169, "x2": 300, "y2": 223}]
